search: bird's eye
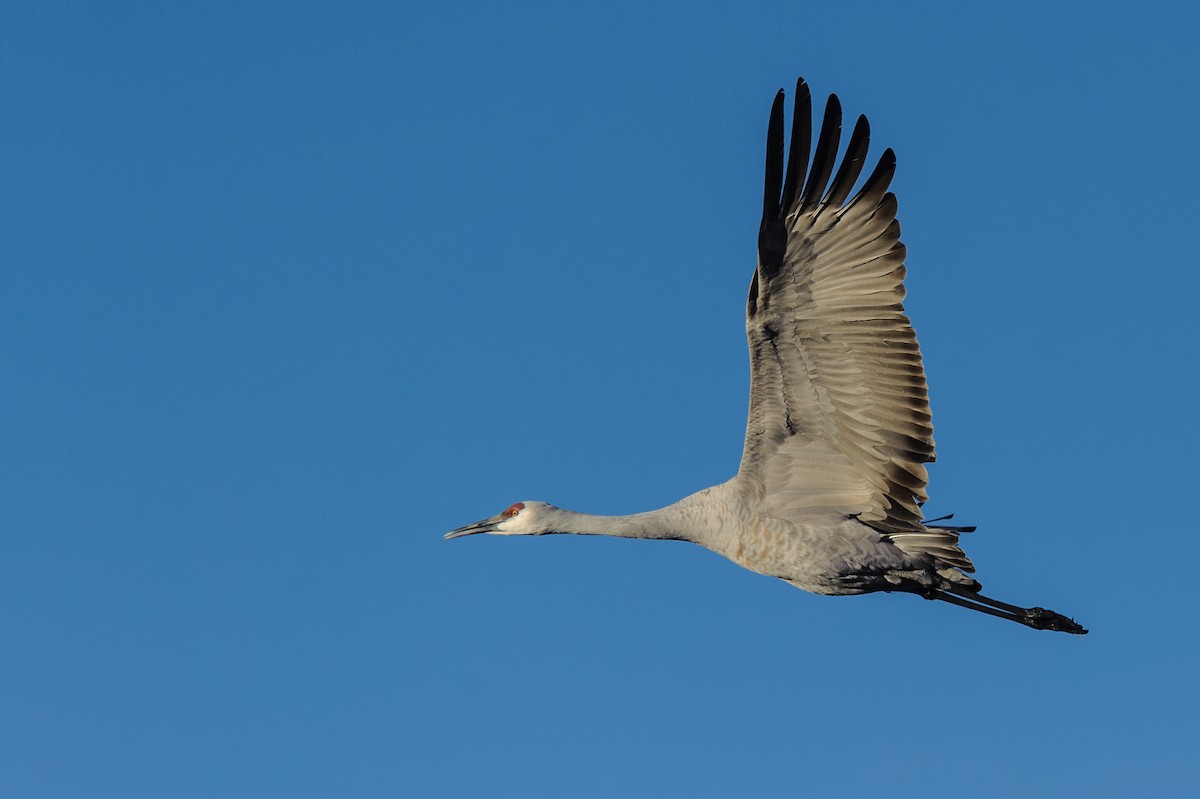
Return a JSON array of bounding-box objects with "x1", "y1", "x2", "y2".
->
[{"x1": 501, "y1": 502, "x2": 524, "y2": 518}]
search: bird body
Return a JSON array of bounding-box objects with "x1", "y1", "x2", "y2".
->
[
  {"x1": 450, "y1": 485, "x2": 969, "y2": 597},
  {"x1": 446, "y1": 78, "x2": 1086, "y2": 635}
]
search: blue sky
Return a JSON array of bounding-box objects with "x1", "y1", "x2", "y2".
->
[{"x1": 3, "y1": 1, "x2": 1198, "y2": 796}]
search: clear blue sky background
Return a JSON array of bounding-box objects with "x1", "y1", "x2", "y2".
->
[{"x1": 4, "y1": 1, "x2": 1198, "y2": 796}]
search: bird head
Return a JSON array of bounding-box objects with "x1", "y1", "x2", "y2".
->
[{"x1": 443, "y1": 501, "x2": 553, "y2": 539}]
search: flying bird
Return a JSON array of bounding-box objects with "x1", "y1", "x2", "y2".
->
[{"x1": 446, "y1": 78, "x2": 1086, "y2": 635}]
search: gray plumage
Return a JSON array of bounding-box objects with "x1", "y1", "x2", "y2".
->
[{"x1": 446, "y1": 78, "x2": 1086, "y2": 635}]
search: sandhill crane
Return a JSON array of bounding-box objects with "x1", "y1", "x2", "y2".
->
[{"x1": 445, "y1": 78, "x2": 1087, "y2": 635}]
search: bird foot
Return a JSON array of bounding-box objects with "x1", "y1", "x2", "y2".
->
[{"x1": 1023, "y1": 607, "x2": 1088, "y2": 635}]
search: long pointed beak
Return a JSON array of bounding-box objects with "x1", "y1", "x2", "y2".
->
[{"x1": 444, "y1": 515, "x2": 502, "y2": 540}]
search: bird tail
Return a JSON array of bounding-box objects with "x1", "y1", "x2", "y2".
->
[{"x1": 886, "y1": 514, "x2": 977, "y2": 576}]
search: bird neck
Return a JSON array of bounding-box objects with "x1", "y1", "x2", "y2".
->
[{"x1": 544, "y1": 492, "x2": 717, "y2": 545}]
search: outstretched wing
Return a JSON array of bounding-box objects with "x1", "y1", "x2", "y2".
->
[{"x1": 738, "y1": 79, "x2": 934, "y2": 535}]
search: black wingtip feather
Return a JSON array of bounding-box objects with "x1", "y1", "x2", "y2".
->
[
  {"x1": 824, "y1": 114, "x2": 870, "y2": 206},
  {"x1": 780, "y1": 78, "x2": 812, "y2": 217},
  {"x1": 844, "y1": 146, "x2": 896, "y2": 214},
  {"x1": 758, "y1": 89, "x2": 788, "y2": 272},
  {"x1": 800, "y1": 94, "x2": 842, "y2": 206}
]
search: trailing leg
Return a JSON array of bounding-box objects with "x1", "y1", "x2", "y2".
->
[{"x1": 929, "y1": 585, "x2": 1087, "y2": 635}]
